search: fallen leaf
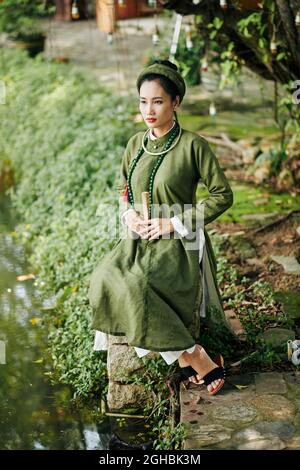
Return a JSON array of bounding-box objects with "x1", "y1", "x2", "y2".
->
[
  {"x1": 33, "y1": 358, "x2": 43, "y2": 364},
  {"x1": 17, "y1": 273, "x2": 35, "y2": 281},
  {"x1": 29, "y1": 317, "x2": 42, "y2": 326},
  {"x1": 234, "y1": 384, "x2": 248, "y2": 390}
]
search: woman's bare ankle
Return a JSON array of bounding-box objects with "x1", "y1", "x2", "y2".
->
[{"x1": 186, "y1": 345, "x2": 218, "y2": 377}]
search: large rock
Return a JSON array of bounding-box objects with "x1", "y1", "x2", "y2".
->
[
  {"x1": 273, "y1": 290, "x2": 300, "y2": 319},
  {"x1": 246, "y1": 394, "x2": 295, "y2": 420},
  {"x1": 237, "y1": 437, "x2": 286, "y2": 450},
  {"x1": 107, "y1": 382, "x2": 154, "y2": 411},
  {"x1": 286, "y1": 436, "x2": 300, "y2": 450},
  {"x1": 254, "y1": 372, "x2": 287, "y2": 394},
  {"x1": 234, "y1": 421, "x2": 295, "y2": 442},
  {"x1": 271, "y1": 255, "x2": 300, "y2": 275},
  {"x1": 107, "y1": 336, "x2": 157, "y2": 410},
  {"x1": 107, "y1": 344, "x2": 145, "y2": 382},
  {"x1": 183, "y1": 424, "x2": 232, "y2": 449},
  {"x1": 109, "y1": 334, "x2": 129, "y2": 345},
  {"x1": 211, "y1": 401, "x2": 257, "y2": 423},
  {"x1": 260, "y1": 327, "x2": 295, "y2": 352}
]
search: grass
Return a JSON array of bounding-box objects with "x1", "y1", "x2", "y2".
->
[
  {"x1": 179, "y1": 111, "x2": 279, "y2": 141},
  {"x1": 216, "y1": 182, "x2": 300, "y2": 223},
  {"x1": 195, "y1": 181, "x2": 300, "y2": 224}
]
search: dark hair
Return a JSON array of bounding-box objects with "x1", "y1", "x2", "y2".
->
[{"x1": 137, "y1": 59, "x2": 180, "y2": 102}]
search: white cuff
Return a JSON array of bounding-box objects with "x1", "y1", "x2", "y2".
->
[
  {"x1": 93, "y1": 330, "x2": 108, "y2": 351},
  {"x1": 120, "y1": 208, "x2": 136, "y2": 227},
  {"x1": 170, "y1": 215, "x2": 189, "y2": 237}
]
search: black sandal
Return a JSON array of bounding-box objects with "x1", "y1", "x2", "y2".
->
[
  {"x1": 180, "y1": 365, "x2": 203, "y2": 384},
  {"x1": 202, "y1": 366, "x2": 226, "y2": 396},
  {"x1": 180, "y1": 365, "x2": 198, "y2": 379}
]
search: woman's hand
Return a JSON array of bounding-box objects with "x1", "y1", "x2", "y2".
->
[
  {"x1": 123, "y1": 210, "x2": 146, "y2": 236},
  {"x1": 138, "y1": 218, "x2": 175, "y2": 240}
]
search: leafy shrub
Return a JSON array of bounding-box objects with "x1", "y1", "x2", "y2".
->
[
  {"x1": 143, "y1": 19, "x2": 204, "y2": 86},
  {"x1": 0, "y1": 48, "x2": 136, "y2": 399},
  {"x1": 0, "y1": 0, "x2": 52, "y2": 39}
]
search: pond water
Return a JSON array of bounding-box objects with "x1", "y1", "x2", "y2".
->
[
  {"x1": 0, "y1": 195, "x2": 155, "y2": 450},
  {"x1": 0, "y1": 195, "x2": 113, "y2": 450}
]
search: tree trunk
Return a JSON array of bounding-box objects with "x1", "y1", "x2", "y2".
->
[{"x1": 158, "y1": 0, "x2": 300, "y2": 84}]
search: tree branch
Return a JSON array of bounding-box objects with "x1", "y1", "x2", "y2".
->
[
  {"x1": 275, "y1": 0, "x2": 300, "y2": 71},
  {"x1": 159, "y1": 0, "x2": 300, "y2": 84}
]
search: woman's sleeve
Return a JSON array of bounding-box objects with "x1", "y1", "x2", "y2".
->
[
  {"x1": 115, "y1": 136, "x2": 136, "y2": 225},
  {"x1": 175, "y1": 138, "x2": 234, "y2": 233}
]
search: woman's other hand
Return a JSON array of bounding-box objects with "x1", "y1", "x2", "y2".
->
[
  {"x1": 123, "y1": 210, "x2": 146, "y2": 237},
  {"x1": 138, "y1": 218, "x2": 175, "y2": 240}
]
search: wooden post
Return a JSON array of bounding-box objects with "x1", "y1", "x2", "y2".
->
[
  {"x1": 54, "y1": 0, "x2": 72, "y2": 21},
  {"x1": 141, "y1": 191, "x2": 150, "y2": 221},
  {"x1": 95, "y1": 0, "x2": 116, "y2": 34}
]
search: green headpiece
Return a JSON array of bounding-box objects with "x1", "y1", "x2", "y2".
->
[{"x1": 136, "y1": 63, "x2": 186, "y2": 103}]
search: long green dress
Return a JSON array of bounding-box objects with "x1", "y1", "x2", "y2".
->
[{"x1": 88, "y1": 126, "x2": 233, "y2": 352}]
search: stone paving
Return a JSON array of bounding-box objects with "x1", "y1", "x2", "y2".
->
[
  {"x1": 180, "y1": 371, "x2": 300, "y2": 450},
  {"x1": 43, "y1": 16, "x2": 173, "y2": 94}
]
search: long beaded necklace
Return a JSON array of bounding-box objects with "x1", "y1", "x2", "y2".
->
[{"x1": 126, "y1": 122, "x2": 181, "y2": 219}]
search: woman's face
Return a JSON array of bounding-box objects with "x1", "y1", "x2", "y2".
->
[{"x1": 139, "y1": 79, "x2": 180, "y2": 132}]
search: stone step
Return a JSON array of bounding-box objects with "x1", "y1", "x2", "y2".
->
[{"x1": 180, "y1": 371, "x2": 300, "y2": 450}]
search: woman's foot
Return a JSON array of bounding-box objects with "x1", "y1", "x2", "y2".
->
[
  {"x1": 180, "y1": 345, "x2": 225, "y2": 394},
  {"x1": 178, "y1": 353, "x2": 203, "y2": 384}
]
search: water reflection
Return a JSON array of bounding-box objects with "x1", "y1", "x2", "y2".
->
[{"x1": 0, "y1": 196, "x2": 111, "y2": 450}]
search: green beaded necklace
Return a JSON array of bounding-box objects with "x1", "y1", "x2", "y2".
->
[{"x1": 126, "y1": 122, "x2": 181, "y2": 219}]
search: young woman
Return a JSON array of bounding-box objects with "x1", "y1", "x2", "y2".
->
[{"x1": 88, "y1": 59, "x2": 233, "y2": 395}]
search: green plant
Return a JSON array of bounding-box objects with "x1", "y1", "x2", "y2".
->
[
  {"x1": 0, "y1": 0, "x2": 52, "y2": 39},
  {"x1": 152, "y1": 422, "x2": 187, "y2": 450},
  {"x1": 143, "y1": 22, "x2": 205, "y2": 86},
  {"x1": 0, "y1": 48, "x2": 136, "y2": 401},
  {"x1": 128, "y1": 354, "x2": 186, "y2": 449},
  {"x1": 254, "y1": 147, "x2": 288, "y2": 178},
  {"x1": 199, "y1": 306, "x2": 240, "y2": 359}
]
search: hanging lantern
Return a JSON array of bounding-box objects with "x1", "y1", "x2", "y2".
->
[
  {"x1": 185, "y1": 25, "x2": 193, "y2": 50},
  {"x1": 201, "y1": 56, "x2": 208, "y2": 72},
  {"x1": 107, "y1": 32, "x2": 114, "y2": 44},
  {"x1": 295, "y1": 10, "x2": 300, "y2": 27},
  {"x1": 209, "y1": 102, "x2": 217, "y2": 116},
  {"x1": 152, "y1": 26, "x2": 160, "y2": 46},
  {"x1": 71, "y1": 0, "x2": 80, "y2": 20},
  {"x1": 186, "y1": 34, "x2": 193, "y2": 50},
  {"x1": 270, "y1": 35, "x2": 277, "y2": 55},
  {"x1": 220, "y1": 0, "x2": 228, "y2": 10},
  {"x1": 148, "y1": 0, "x2": 157, "y2": 7},
  {"x1": 169, "y1": 13, "x2": 183, "y2": 61}
]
